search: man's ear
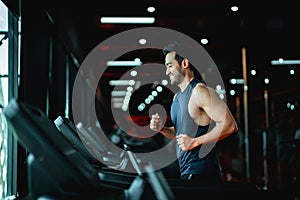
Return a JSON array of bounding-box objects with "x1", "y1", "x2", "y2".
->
[{"x1": 182, "y1": 58, "x2": 189, "y2": 69}]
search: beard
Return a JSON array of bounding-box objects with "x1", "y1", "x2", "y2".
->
[{"x1": 170, "y1": 72, "x2": 184, "y2": 85}]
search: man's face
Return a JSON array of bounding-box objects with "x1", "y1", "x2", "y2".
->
[{"x1": 165, "y1": 52, "x2": 184, "y2": 85}]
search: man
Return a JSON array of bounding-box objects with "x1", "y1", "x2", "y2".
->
[{"x1": 150, "y1": 42, "x2": 238, "y2": 182}]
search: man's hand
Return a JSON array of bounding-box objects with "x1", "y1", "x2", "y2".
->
[
  {"x1": 176, "y1": 134, "x2": 197, "y2": 151},
  {"x1": 150, "y1": 113, "x2": 163, "y2": 132}
]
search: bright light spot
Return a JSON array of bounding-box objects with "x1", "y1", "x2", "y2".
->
[
  {"x1": 216, "y1": 85, "x2": 222, "y2": 90},
  {"x1": 229, "y1": 79, "x2": 237, "y2": 84},
  {"x1": 1, "y1": 149, "x2": 5, "y2": 165},
  {"x1": 290, "y1": 105, "x2": 295, "y2": 110},
  {"x1": 134, "y1": 58, "x2": 141, "y2": 63},
  {"x1": 111, "y1": 91, "x2": 127, "y2": 96},
  {"x1": 139, "y1": 38, "x2": 147, "y2": 45},
  {"x1": 231, "y1": 6, "x2": 239, "y2": 12},
  {"x1": 152, "y1": 91, "x2": 158, "y2": 97},
  {"x1": 230, "y1": 90, "x2": 235, "y2": 96},
  {"x1": 251, "y1": 69, "x2": 256, "y2": 75},
  {"x1": 127, "y1": 86, "x2": 133, "y2": 92},
  {"x1": 200, "y1": 38, "x2": 208, "y2": 45},
  {"x1": 156, "y1": 86, "x2": 163, "y2": 92},
  {"x1": 219, "y1": 94, "x2": 225, "y2": 99},
  {"x1": 162, "y1": 80, "x2": 168, "y2": 85},
  {"x1": 129, "y1": 80, "x2": 135, "y2": 86},
  {"x1": 147, "y1": 6, "x2": 155, "y2": 13},
  {"x1": 264, "y1": 78, "x2": 269, "y2": 84},
  {"x1": 138, "y1": 103, "x2": 146, "y2": 111},
  {"x1": 100, "y1": 17, "x2": 155, "y2": 24},
  {"x1": 130, "y1": 70, "x2": 137, "y2": 76},
  {"x1": 148, "y1": 95, "x2": 154, "y2": 101},
  {"x1": 145, "y1": 98, "x2": 151, "y2": 104}
]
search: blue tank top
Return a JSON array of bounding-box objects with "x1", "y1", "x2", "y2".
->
[{"x1": 170, "y1": 78, "x2": 221, "y2": 177}]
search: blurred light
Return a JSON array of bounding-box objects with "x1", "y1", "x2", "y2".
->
[
  {"x1": 145, "y1": 98, "x2": 151, "y2": 104},
  {"x1": 162, "y1": 80, "x2": 168, "y2": 85},
  {"x1": 130, "y1": 70, "x2": 137, "y2": 76},
  {"x1": 286, "y1": 102, "x2": 297, "y2": 111},
  {"x1": 229, "y1": 78, "x2": 244, "y2": 84},
  {"x1": 250, "y1": 69, "x2": 256, "y2": 75},
  {"x1": 216, "y1": 85, "x2": 222, "y2": 90},
  {"x1": 111, "y1": 91, "x2": 127, "y2": 96},
  {"x1": 264, "y1": 78, "x2": 269, "y2": 84},
  {"x1": 138, "y1": 103, "x2": 146, "y2": 111},
  {"x1": 200, "y1": 38, "x2": 208, "y2": 45},
  {"x1": 147, "y1": 6, "x2": 155, "y2": 13},
  {"x1": 107, "y1": 58, "x2": 142, "y2": 66},
  {"x1": 230, "y1": 6, "x2": 239, "y2": 12},
  {"x1": 139, "y1": 38, "x2": 147, "y2": 45},
  {"x1": 151, "y1": 91, "x2": 158, "y2": 97},
  {"x1": 219, "y1": 93, "x2": 225, "y2": 99},
  {"x1": 112, "y1": 97, "x2": 123, "y2": 102},
  {"x1": 127, "y1": 86, "x2": 133, "y2": 92},
  {"x1": 112, "y1": 102, "x2": 123, "y2": 108},
  {"x1": 128, "y1": 80, "x2": 135, "y2": 86},
  {"x1": 216, "y1": 89, "x2": 225, "y2": 95},
  {"x1": 148, "y1": 95, "x2": 154, "y2": 101},
  {"x1": 110, "y1": 80, "x2": 135, "y2": 86},
  {"x1": 290, "y1": 105, "x2": 295, "y2": 110},
  {"x1": 230, "y1": 90, "x2": 235, "y2": 96},
  {"x1": 126, "y1": 91, "x2": 132, "y2": 96},
  {"x1": 271, "y1": 59, "x2": 300, "y2": 65},
  {"x1": 100, "y1": 17, "x2": 155, "y2": 24},
  {"x1": 290, "y1": 69, "x2": 295, "y2": 75},
  {"x1": 156, "y1": 86, "x2": 163, "y2": 92}
]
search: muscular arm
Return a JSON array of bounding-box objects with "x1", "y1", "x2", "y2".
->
[{"x1": 189, "y1": 84, "x2": 238, "y2": 148}]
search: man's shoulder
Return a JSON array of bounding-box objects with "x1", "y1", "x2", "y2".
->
[
  {"x1": 192, "y1": 82, "x2": 208, "y2": 92},
  {"x1": 192, "y1": 83, "x2": 217, "y2": 101}
]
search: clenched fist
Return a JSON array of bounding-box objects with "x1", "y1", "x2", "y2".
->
[{"x1": 150, "y1": 113, "x2": 163, "y2": 132}]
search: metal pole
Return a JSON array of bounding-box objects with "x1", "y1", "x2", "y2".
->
[
  {"x1": 262, "y1": 90, "x2": 269, "y2": 190},
  {"x1": 7, "y1": 10, "x2": 20, "y2": 198},
  {"x1": 242, "y1": 47, "x2": 250, "y2": 182}
]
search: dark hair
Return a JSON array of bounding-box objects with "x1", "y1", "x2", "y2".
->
[
  {"x1": 162, "y1": 42, "x2": 206, "y2": 84},
  {"x1": 162, "y1": 42, "x2": 185, "y2": 64}
]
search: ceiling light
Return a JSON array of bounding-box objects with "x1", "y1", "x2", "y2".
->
[
  {"x1": 230, "y1": 6, "x2": 239, "y2": 12},
  {"x1": 200, "y1": 38, "x2": 208, "y2": 45},
  {"x1": 147, "y1": 7, "x2": 156, "y2": 13},
  {"x1": 109, "y1": 80, "x2": 135, "y2": 86},
  {"x1": 107, "y1": 58, "x2": 142, "y2": 66},
  {"x1": 100, "y1": 17, "x2": 155, "y2": 24},
  {"x1": 271, "y1": 59, "x2": 300, "y2": 65},
  {"x1": 139, "y1": 38, "x2": 147, "y2": 45},
  {"x1": 111, "y1": 91, "x2": 127, "y2": 96},
  {"x1": 229, "y1": 78, "x2": 244, "y2": 84}
]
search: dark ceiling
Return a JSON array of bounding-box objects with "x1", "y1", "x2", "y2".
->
[
  {"x1": 3, "y1": 0, "x2": 300, "y2": 124},
  {"x1": 40, "y1": 0, "x2": 300, "y2": 121},
  {"x1": 4, "y1": 0, "x2": 300, "y2": 77},
  {"x1": 41, "y1": 0, "x2": 300, "y2": 69}
]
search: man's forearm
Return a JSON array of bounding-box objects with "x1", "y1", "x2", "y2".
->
[
  {"x1": 160, "y1": 126, "x2": 176, "y2": 140},
  {"x1": 195, "y1": 120, "x2": 237, "y2": 146}
]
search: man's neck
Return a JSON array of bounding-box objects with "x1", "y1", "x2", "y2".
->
[{"x1": 178, "y1": 76, "x2": 194, "y2": 92}]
